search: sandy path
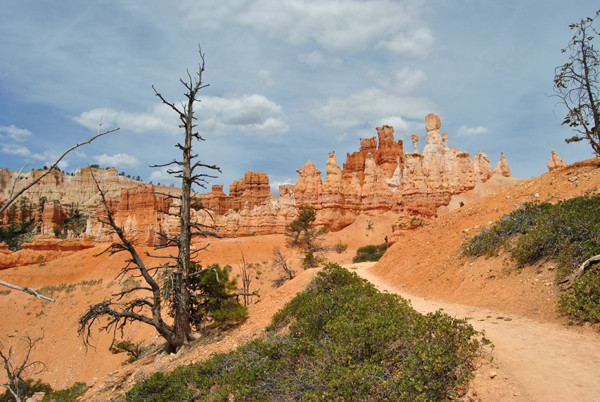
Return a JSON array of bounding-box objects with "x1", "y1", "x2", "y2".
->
[{"x1": 352, "y1": 263, "x2": 600, "y2": 402}]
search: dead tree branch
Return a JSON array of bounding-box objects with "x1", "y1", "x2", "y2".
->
[
  {"x1": 0, "y1": 281, "x2": 54, "y2": 302},
  {"x1": 0, "y1": 334, "x2": 47, "y2": 402},
  {"x1": 559, "y1": 254, "x2": 600, "y2": 290}
]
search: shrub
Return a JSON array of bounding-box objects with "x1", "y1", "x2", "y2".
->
[
  {"x1": 185, "y1": 263, "x2": 248, "y2": 330},
  {"x1": 462, "y1": 196, "x2": 600, "y2": 279},
  {"x1": 462, "y1": 194, "x2": 600, "y2": 323},
  {"x1": 126, "y1": 264, "x2": 487, "y2": 401},
  {"x1": 42, "y1": 382, "x2": 87, "y2": 401},
  {"x1": 559, "y1": 270, "x2": 600, "y2": 323},
  {"x1": 462, "y1": 201, "x2": 550, "y2": 257},
  {"x1": 352, "y1": 243, "x2": 388, "y2": 262},
  {"x1": 109, "y1": 340, "x2": 144, "y2": 365},
  {"x1": 0, "y1": 379, "x2": 52, "y2": 402}
]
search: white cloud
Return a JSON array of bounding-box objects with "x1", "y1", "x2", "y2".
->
[
  {"x1": 74, "y1": 94, "x2": 289, "y2": 139},
  {"x1": 199, "y1": 94, "x2": 289, "y2": 138},
  {"x1": 377, "y1": 27, "x2": 434, "y2": 59},
  {"x1": 312, "y1": 67, "x2": 432, "y2": 136},
  {"x1": 149, "y1": 167, "x2": 173, "y2": 184},
  {"x1": 93, "y1": 153, "x2": 141, "y2": 169},
  {"x1": 0, "y1": 125, "x2": 32, "y2": 142},
  {"x1": 234, "y1": 0, "x2": 432, "y2": 57},
  {"x1": 179, "y1": 0, "x2": 432, "y2": 58},
  {"x1": 313, "y1": 88, "x2": 433, "y2": 132},
  {"x1": 0, "y1": 143, "x2": 65, "y2": 168},
  {"x1": 73, "y1": 104, "x2": 178, "y2": 135},
  {"x1": 377, "y1": 116, "x2": 412, "y2": 137},
  {"x1": 298, "y1": 51, "x2": 342, "y2": 67},
  {"x1": 1, "y1": 143, "x2": 36, "y2": 158},
  {"x1": 457, "y1": 125, "x2": 491, "y2": 137}
]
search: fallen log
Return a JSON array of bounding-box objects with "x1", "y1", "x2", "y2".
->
[{"x1": 559, "y1": 254, "x2": 600, "y2": 291}]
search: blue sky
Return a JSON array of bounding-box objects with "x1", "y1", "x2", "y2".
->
[{"x1": 0, "y1": 1, "x2": 597, "y2": 194}]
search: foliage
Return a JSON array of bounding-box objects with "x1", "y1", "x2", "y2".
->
[
  {"x1": 462, "y1": 202, "x2": 551, "y2": 257},
  {"x1": 559, "y1": 269, "x2": 600, "y2": 323},
  {"x1": 60, "y1": 203, "x2": 87, "y2": 238},
  {"x1": 332, "y1": 242, "x2": 348, "y2": 254},
  {"x1": 464, "y1": 196, "x2": 600, "y2": 277},
  {"x1": 126, "y1": 264, "x2": 488, "y2": 401},
  {"x1": 285, "y1": 205, "x2": 329, "y2": 268},
  {"x1": 0, "y1": 379, "x2": 52, "y2": 402},
  {"x1": 42, "y1": 382, "x2": 87, "y2": 402},
  {"x1": 352, "y1": 243, "x2": 388, "y2": 263},
  {"x1": 184, "y1": 263, "x2": 248, "y2": 330},
  {"x1": 0, "y1": 220, "x2": 38, "y2": 251},
  {"x1": 463, "y1": 195, "x2": 600, "y2": 323},
  {"x1": 553, "y1": 10, "x2": 600, "y2": 155},
  {"x1": 0, "y1": 196, "x2": 39, "y2": 250},
  {"x1": 109, "y1": 340, "x2": 144, "y2": 365}
]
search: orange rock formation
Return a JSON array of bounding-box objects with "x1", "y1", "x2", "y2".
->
[{"x1": 0, "y1": 113, "x2": 513, "y2": 242}]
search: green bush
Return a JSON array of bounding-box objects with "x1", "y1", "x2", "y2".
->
[
  {"x1": 0, "y1": 379, "x2": 52, "y2": 402},
  {"x1": 462, "y1": 194, "x2": 600, "y2": 323},
  {"x1": 186, "y1": 263, "x2": 248, "y2": 329},
  {"x1": 42, "y1": 382, "x2": 87, "y2": 402},
  {"x1": 126, "y1": 264, "x2": 487, "y2": 401},
  {"x1": 110, "y1": 340, "x2": 144, "y2": 365},
  {"x1": 463, "y1": 196, "x2": 600, "y2": 279},
  {"x1": 462, "y1": 201, "x2": 551, "y2": 257},
  {"x1": 559, "y1": 270, "x2": 600, "y2": 323},
  {"x1": 0, "y1": 220, "x2": 39, "y2": 250},
  {"x1": 352, "y1": 243, "x2": 388, "y2": 262}
]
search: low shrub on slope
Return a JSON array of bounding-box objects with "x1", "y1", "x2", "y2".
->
[
  {"x1": 126, "y1": 264, "x2": 487, "y2": 401},
  {"x1": 462, "y1": 194, "x2": 600, "y2": 323}
]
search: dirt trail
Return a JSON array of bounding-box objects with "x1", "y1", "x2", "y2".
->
[{"x1": 353, "y1": 263, "x2": 600, "y2": 402}]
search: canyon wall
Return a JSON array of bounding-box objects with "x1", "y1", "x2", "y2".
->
[{"x1": 1, "y1": 113, "x2": 512, "y2": 242}]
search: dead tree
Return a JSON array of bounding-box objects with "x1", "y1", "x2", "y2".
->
[
  {"x1": 79, "y1": 49, "x2": 231, "y2": 353},
  {"x1": 238, "y1": 250, "x2": 260, "y2": 306},
  {"x1": 271, "y1": 246, "x2": 295, "y2": 288},
  {"x1": 0, "y1": 335, "x2": 47, "y2": 402}
]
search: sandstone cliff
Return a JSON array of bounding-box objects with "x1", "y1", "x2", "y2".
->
[{"x1": 1, "y1": 113, "x2": 513, "y2": 242}]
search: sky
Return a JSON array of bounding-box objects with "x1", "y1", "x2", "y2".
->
[{"x1": 0, "y1": 0, "x2": 597, "y2": 195}]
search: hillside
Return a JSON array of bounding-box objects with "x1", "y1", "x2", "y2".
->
[{"x1": 0, "y1": 157, "x2": 599, "y2": 400}]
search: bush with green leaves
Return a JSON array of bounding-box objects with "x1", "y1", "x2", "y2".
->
[
  {"x1": 352, "y1": 242, "x2": 388, "y2": 262},
  {"x1": 126, "y1": 264, "x2": 488, "y2": 401},
  {"x1": 109, "y1": 340, "x2": 144, "y2": 365},
  {"x1": 462, "y1": 201, "x2": 551, "y2": 257},
  {"x1": 42, "y1": 382, "x2": 87, "y2": 402},
  {"x1": 462, "y1": 194, "x2": 600, "y2": 323},
  {"x1": 185, "y1": 263, "x2": 248, "y2": 330},
  {"x1": 0, "y1": 379, "x2": 52, "y2": 402},
  {"x1": 559, "y1": 269, "x2": 600, "y2": 323},
  {"x1": 463, "y1": 195, "x2": 600, "y2": 279}
]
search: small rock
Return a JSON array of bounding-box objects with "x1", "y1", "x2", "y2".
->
[
  {"x1": 568, "y1": 176, "x2": 578, "y2": 182},
  {"x1": 534, "y1": 193, "x2": 540, "y2": 198},
  {"x1": 489, "y1": 371, "x2": 498, "y2": 379}
]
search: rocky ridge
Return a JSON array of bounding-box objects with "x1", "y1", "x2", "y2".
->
[{"x1": 1, "y1": 114, "x2": 513, "y2": 245}]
